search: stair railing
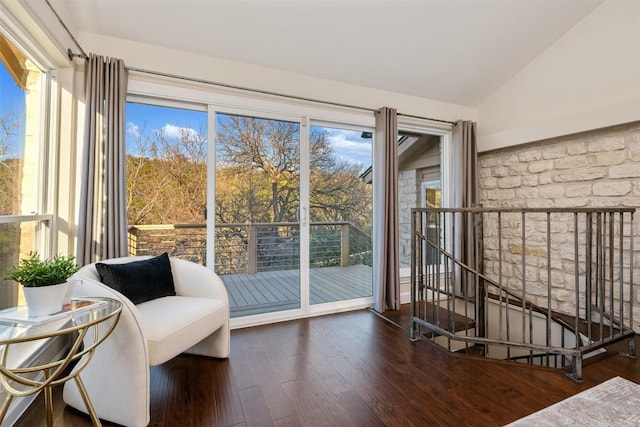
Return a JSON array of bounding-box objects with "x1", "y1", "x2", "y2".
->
[{"x1": 410, "y1": 207, "x2": 636, "y2": 380}]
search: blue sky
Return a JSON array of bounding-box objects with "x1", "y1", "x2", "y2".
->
[
  {"x1": 126, "y1": 103, "x2": 372, "y2": 171},
  {"x1": 126, "y1": 103, "x2": 206, "y2": 156},
  {"x1": 319, "y1": 127, "x2": 372, "y2": 169},
  {"x1": 2, "y1": 65, "x2": 371, "y2": 168},
  {"x1": 0, "y1": 63, "x2": 26, "y2": 158}
]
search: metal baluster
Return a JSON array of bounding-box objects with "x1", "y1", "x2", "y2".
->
[
  {"x1": 608, "y1": 212, "x2": 614, "y2": 339},
  {"x1": 628, "y1": 212, "x2": 635, "y2": 357},
  {"x1": 546, "y1": 211, "x2": 552, "y2": 367},
  {"x1": 574, "y1": 212, "x2": 580, "y2": 352},
  {"x1": 585, "y1": 212, "x2": 592, "y2": 340},
  {"x1": 521, "y1": 212, "x2": 528, "y2": 353},
  {"x1": 497, "y1": 212, "x2": 503, "y2": 341},
  {"x1": 410, "y1": 210, "x2": 417, "y2": 340}
]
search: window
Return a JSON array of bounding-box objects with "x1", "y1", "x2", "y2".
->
[
  {"x1": 422, "y1": 179, "x2": 442, "y2": 209},
  {"x1": 422, "y1": 180, "x2": 442, "y2": 266},
  {"x1": 0, "y1": 34, "x2": 52, "y2": 309},
  {"x1": 125, "y1": 102, "x2": 208, "y2": 262}
]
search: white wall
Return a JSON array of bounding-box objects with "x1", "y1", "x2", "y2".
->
[
  {"x1": 477, "y1": 1, "x2": 640, "y2": 152},
  {"x1": 77, "y1": 32, "x2": 476, "y2": 123}
]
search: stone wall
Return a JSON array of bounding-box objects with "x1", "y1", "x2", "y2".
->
[
  {"x1": 478, "y1": 121, "x2": 640, "y2": 329},
  {"x1": 398, "y1": 169, "x2": 418, "y2": 269}
]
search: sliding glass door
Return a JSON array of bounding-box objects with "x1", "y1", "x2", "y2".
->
[
  {"x1": 214, "y1": 112, "x2": 301, "y2": 317},
  {"x1": 126, "y1": 91, "x2": 375, "y2": 323},
  {"x1": 212, "y1": 110, "x2": 374, "y2": 319},
  {"x1": 308, "y1": 124, "x2": 373, "y2": 306}
]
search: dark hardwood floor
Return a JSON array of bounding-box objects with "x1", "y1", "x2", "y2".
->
[{"x1": 15, "y1": 306, "x2": 640, "y2": 427}]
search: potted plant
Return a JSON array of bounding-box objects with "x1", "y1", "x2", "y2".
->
[{"x1": 5, "y1": 252, "x2": 80, "y2": 316}]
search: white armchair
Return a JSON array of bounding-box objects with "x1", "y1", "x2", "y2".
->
[{"x1": 63, "y1": 256, "x2": 230, "y2": 427}]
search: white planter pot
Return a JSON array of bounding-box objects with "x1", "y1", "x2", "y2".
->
[{"x1": 23, "y1": 282, "x2": 69, "y2": 316}]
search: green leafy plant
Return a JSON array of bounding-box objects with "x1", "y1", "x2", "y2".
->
[{"x1": 5, "y1": 252, "x2": 80, "y2": 287}]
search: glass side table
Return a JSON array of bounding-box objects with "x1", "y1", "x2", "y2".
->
[{"x1": 0, "y1": 297, "x2": 122, "y2": 427}]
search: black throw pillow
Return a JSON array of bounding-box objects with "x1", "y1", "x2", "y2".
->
[{"x1": 95, "y1": 253, "x2": 176, "y2": 305}]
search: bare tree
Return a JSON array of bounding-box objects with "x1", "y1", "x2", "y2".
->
[
  {"x1": 0, "y1": 111, "x2": 19, "y2": 161},
  {"x1": 127, "y1": 115, "x2": 371, "y2": 230},
  {"x1": 0, "y1": 111, "x2": 22, "y2": 304},
  {"x1": 216, "y1": 115, "x2": 370, "y2": 227},
  {"x1": 216, "y1": 115, "x2": 300, "y2": 222},
  {"x1": 308, "y1": 129, "x2": 371, "y2": 230},
  {"x1": 0, "y1": 112, "x2": 20, "y2": 216}
]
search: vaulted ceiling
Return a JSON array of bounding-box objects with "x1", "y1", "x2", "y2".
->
[{"x1": 49, "y1": 0, "x2": 603, "y2": 107}]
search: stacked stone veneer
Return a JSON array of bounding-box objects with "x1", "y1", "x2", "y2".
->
[
  {"x1": 398, "y1": 169, "x2": 418, "y2": 269},
  {"x1": 478, "y1": 122, "x2": 640, "y2": 330}
]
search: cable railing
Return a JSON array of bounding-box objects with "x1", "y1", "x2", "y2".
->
[
  {"x1": 128, "y1": 221, "x2": 372, "y2": 275},
  {"x1": 410, "y1": 207, "x2": 637, "y2": 381}
]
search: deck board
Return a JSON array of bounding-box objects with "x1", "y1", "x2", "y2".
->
[{"x1": 221, "y1": 264, "x2": 373, "y2": 317}]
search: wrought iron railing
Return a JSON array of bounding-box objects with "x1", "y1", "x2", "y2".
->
[
  {"x1": 410, "y1": 207, "x2": 636, "y2": 381},
  {"x1": 128, "y1": 221, "x2": 372, "y2": 275}
]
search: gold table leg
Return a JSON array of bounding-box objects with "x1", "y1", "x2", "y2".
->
[
  {"x1": 73, "y1": 375, "x2": 102, "y2": 426},
  {"x1": 0, "y1": 300, "x2": 121, "y2": 426},
  {"x1": 44, "y1": 368, "x2": 53, "y2": 427},
  {"x1": 0, "y1": 393, "x2": 14, "y2": 424}
]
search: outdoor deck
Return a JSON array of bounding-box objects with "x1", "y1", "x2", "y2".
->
[{"x1": 221, "y1": 264, "x2": 373, "y2": 317}]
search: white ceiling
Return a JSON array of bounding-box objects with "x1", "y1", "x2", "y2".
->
[{"x1": 50, "y1": 0, "x2": 603, "y2": 107}]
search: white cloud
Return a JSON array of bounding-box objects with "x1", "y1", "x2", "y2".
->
[
  {"x1": 161, "y1": 123, "x2": 200, "y2": 140},
  {"x1": 326, "y1": 129, "x2": 372, "y2": 167},
  {"x1": 127, "y1": 121, "x2": 140, "y2": 138}
]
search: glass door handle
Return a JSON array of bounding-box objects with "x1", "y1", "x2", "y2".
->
[{"x1": 300, "y1": 206, "x2": 307, "y2": 226}]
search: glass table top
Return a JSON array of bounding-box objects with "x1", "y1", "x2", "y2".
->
[{"x1": 0, "y1": 297, "x2": 122, "y2": 343}]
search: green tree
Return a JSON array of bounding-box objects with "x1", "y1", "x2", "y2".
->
[{"x1": 127, "y1": 123, "x2": 207, "y2": 225}]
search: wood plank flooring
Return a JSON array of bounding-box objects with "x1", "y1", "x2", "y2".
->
[
  {"x1": 221, "y1": 265, "x2": 373, "y2": 317},
  {"x1": 15, "y1": 307, "x2": 640, "y2": 427}
]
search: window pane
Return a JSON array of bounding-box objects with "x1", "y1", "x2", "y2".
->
[
  {"x1": 0, "y1": 220, "x2": 50, "y2": 309},
  {"x1": 309, "y1": 125, "x2": 373, "y2": 304},
  {"x1": 125, "y1": 103, "x2": 208, "y2": 263},
  {"x1": 215, "y1": 112, "x2": 301, "y2": 317},
  {"x1": 0, "y1": 35, "x2": 46, "y2": 310},
  {"x1": 0, "y1": 36, "x2": 43, "y2": 215}
]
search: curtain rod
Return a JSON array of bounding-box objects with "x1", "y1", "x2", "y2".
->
[
  {"x1": 44, "y1": 0, "x2": 88, "y2": 60},
  {"x1": 66, "y1": 56, "x2": 455, "y2": 125},
  {"x1": 127, "y1": 66, "x2": 378, "y2": 113},
  {"x1": 45, "y1": 0, "x2": 456, "y2": 125},
  {"x1": 127, "y1": 64, "x2": 460, "y2": 126},
  {"x1": 126, "y1": 66, "x2": 456, "y2": 125}
]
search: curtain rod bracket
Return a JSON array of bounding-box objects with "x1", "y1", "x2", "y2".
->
[{"x1": 67, "y1": 48, "x2": 88, "y2": 61}]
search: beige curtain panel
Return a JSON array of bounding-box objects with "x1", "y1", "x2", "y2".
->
[
  {"x1": 452, "y1": 120, "x2": 479, "y2": 295},
  {"x1": 373, "y1": 107, "x2": 400, "y2": 313},
  {"x1": 77, "y1": 54, "x2": 128, "y2": 265}
]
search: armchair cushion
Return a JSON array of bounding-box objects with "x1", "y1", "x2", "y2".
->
[
  {"x1": 137, "y1": 296, "x2": 227, "y2": 365},
  {"x1": 95, "y1": 253, "x2": 176, "y2": 304}
]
